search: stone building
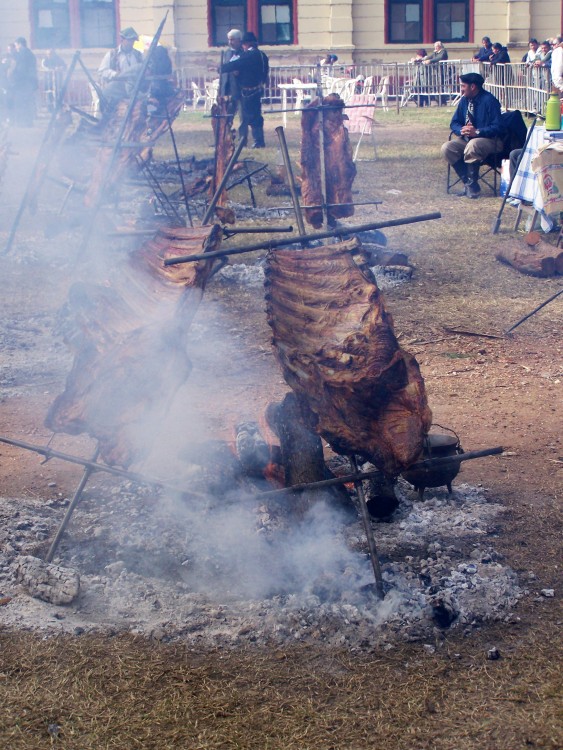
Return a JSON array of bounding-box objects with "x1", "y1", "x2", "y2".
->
[{"x1": 0, "y1": 0, "x2": 560, "y2": 68}]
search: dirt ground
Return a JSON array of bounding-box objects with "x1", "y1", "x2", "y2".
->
[{"x1": 0, "y1": 107, "x2": 561, "y2": 749}]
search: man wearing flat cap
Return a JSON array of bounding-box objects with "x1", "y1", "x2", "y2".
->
[
  {"x1": 441, "y1": 72, "x2": 504, "y2": 198},
  {"x1": 98, "y1": 27, "x2": 143, "y2": 109},
  {"x1": 220, "y1": 31, "x2": 269, "y2": 148}
]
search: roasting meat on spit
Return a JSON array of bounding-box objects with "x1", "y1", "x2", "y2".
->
[
  {"x1": 45, "y1": 225, "x2": 222, "y2": 468},
  {"x1": 84, "y1": 90, "x2": 185, "y2": 208},
  {"x1": 300, "y1": 94, "x2": 357, "y2": 228},
  {"x1": 265, "y1": 239, "x2": 432, "y2": 475}
]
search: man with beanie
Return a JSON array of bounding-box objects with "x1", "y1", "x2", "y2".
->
[
  {"x1": 441, "y1": 72, "x2": 504, "y2": 199},
  {"x1": 220, "y1": 31, "x2": 269, "y2": 148}
]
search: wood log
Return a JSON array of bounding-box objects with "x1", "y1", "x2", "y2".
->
[
  {"x1": 496, "y1": 236, "x2": 563, "y2": 277},
  {"x1": 265, "y1": 393, "x2": 352, "y2": 516}
]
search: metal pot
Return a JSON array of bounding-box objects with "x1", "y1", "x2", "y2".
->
[{"x1": 401, "y1": 429, "x2": 464, "y2": 500}]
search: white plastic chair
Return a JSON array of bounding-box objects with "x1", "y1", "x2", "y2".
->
[
  {"x1": 373, "y1": 76, "x2": 390, "y2": 111},
  {"x1": 204, "y1": 79, "x2": 219, "y2": 112},
  {"x1": 292, "y1": 78, "x2": 312, "y2": 113},
  {"x1": 191, "y1": 81, "x2": 206, "y2": 110}
]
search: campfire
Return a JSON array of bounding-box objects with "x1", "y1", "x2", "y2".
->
[{"x1": 0, "y1": 53, "x2": 516, "y2": 649}]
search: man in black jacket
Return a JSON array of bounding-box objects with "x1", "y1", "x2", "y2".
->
[
  {"x1": 220, "y1": 31, "x2": 269, "y2": 148},
  {"x1": 441, "y1": 72, "x2": 504, "y2": 199}
]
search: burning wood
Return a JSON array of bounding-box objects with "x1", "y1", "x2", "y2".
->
[
  {"x1": 45, "y1": 224, "x2": 222, "y2": 468},
  {"x1": 265, "y1": 239, "x2": 432, "y2": 476},
  {"x1": 300, "y1": 95, "x2": 357, "y2": 228}
]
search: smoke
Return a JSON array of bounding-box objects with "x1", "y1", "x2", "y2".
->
[{"x1": 154, "y1": 489, "x2": 374, "y2": 602}]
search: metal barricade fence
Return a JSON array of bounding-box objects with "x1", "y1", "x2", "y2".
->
[{"x1": 40, "y1": 59, "x2": 551, "y2": 116}]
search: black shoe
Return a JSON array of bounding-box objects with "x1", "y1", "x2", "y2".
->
[
  {"x1": 251, "y1": 143, "x2": 265, "y2": 149},
  {"x1": 466, "y1": 183, "x2": 481, "y2": 199}
]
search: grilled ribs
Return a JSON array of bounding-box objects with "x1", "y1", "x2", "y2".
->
[
  {"x1": 45, "y1": 225, "x2": 222, "y2": 468},
  {"x1": 265, "y1": 239, "x2": 432, "y2": 475}
]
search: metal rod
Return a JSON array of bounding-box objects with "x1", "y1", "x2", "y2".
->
[
  {"x1": 45, "y1": 447, "x2": 100, "y2": 563},
  {"x1": 164, "y1": 212, "x2": 442, "y2": 265},
  {"x1": 350, "y1": 455, "x2": 385, "y2": 599},
  {"x1": 504, "y1": 287, "x2": 563, "y2": 334},
  {"x1": 258, "y1": 446, "x2": 504, "y2": 498},
  {"x1": 275, "y1": 125, "x2": 307, "y2": 238},
  {"x1": 78, "y1": 12, "x2": 169, "y2": 256},
  {"x1": 0, "y1": 435, "x2": 206, "y2": 499},
  {"x1": 202, "y1": 136, "x2": 247, "y2": 225},
  {"x1": 242, "y1": 160, "x2": 257, "y2": 208},
  {"x1": 77, "y1": 54, "x2": 108, "y2": 113},
  {"x1": 226, "y1": 164, "x2": 268, "y2": 190},
  {"x1": 166, "y1": 105, "x2": 194, "y2": 227},
  {"x1": 223, "y1": 226, "x2": 294, "y2": 235},
  {"x1": 138, "y1": 157, "x2": 184, "y2": 224},
  {"x1": 3, "y1": 50, "x2": 81, "y2": 255},
  {"x1": 265, "y1": 200, "x2": 383, "y2": 211}
]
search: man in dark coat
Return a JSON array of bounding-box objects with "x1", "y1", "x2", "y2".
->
[
  {"x1": 472, "y1": 37, "x2": 493, "y2": 62},
  {"x1": 489, "y1": 43, "x2": 510, "y2": 64},
  {"x1": 441, "y1": 72, "x2": 504, "y2": 199},
  {"x1": 10, "y1": 37, "x2": 38, "y2": 126},
  {"x1": 220, "y1": 31, "x2": 269, "y2": 148}
]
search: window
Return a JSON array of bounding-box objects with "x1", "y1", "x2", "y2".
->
[
  {"x1": 386, "y1": 0, "x2": 472, "y2": 44},
  {"x1": 211, "y1": 0, "x2": 247, "y2": 46},
  {"x1": 210, "y1": 0, "x2": 295, "y2": 45},
  {"x1": 80, "y1": 0, "x2": 117, "y2": 47},
  {"x1": 389, "y1": 1, "x2": 422, "y2": 44},
  {"x1": 260, "y1": 1, "x2": 292, "y2": 44},
  {"x1": 435, "y1": 1, "x2": 467, "y2": 42},
  {"x1": 31, "y1": 0, "x2": 117, "y2": 49},
  {"x1": 32, "y1": 1, "x2": 72, "y2": 48}
]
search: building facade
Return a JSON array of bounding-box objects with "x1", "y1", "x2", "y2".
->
[{"x1": 1, "y1": 1, "x2": 561, "y2": 68}]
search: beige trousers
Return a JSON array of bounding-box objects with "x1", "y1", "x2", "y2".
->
[{"x1": 441, "y1": 135, "x2": 504, "y2": 165}]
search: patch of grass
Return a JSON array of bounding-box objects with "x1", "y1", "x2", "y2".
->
[{"x1": 0, "y1": 624, "x2": 561, "y2": 749}]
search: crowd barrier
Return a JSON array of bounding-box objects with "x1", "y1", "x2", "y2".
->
[{"x1": 35, "y1": 59, "x2": 552, "y2": 117}]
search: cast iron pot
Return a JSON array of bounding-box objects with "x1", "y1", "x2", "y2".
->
[{"x1": 401, "y1": 429, "x2": 464, "y2": 500}]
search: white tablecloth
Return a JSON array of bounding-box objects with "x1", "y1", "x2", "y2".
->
[{"x1": 508, "y1": 125, "x2": 563, "y2": 232}]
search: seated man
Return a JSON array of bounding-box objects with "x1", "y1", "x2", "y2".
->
[{"x1": 441, "y1": 72, "x2": 504, "y2": 199}]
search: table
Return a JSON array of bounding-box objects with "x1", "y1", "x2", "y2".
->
[
  {"x1": 509, "y1": 125, "x2": 563, "y2": 232},
  {"x1": 278, "y1": 83, "x2": 318, "y2": 127}
]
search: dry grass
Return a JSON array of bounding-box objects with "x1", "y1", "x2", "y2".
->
[{"x1": 1, "y1": 619, "x2": 561, "y2": 749}]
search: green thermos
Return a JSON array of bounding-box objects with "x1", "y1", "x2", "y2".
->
[{"x1": 545, "y1": 92, "x2": 562, "y2": 131}]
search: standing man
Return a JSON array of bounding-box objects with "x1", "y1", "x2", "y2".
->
[
  {"x1": 98, "y1": 27, "x2": 143, "y2": 109},
  {"x1": 423, "y1": 41, "x2": 448, "y2": 64},
  {"x1": 219, "y1": 29, "x2": 242, "y2": 106},
  {"x1": 10, "y1": 38, "x2": 38, "y2": 127},
  {"x1": 220, "y1": 31, "x2": 269, "y2": 148},
  {"x1": 441, "y1": 72, "x2": 504, "y2": 199}
]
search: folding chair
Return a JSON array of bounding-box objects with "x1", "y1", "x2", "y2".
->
[
  {"x1": 446, "y1": 110, "x2": 527, "y2": 196},
  {"x1": 344, "y1": 93, "x2": 378, "y2": 161}
]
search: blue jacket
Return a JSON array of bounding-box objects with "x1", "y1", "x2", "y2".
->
[{"x1": 450, "y1": 89, "x2": 504, "y2": 139}]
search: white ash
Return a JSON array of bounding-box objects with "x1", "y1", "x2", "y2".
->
[
  {"x1": 216, "y1": 262, "x2": 265, "y2": 287},
  {"x1": 0, "y1": 477, "x2": 524, "y2": 649},
  {"x1": 15, "y1": 556, "x2": 80, "y2": 605}
]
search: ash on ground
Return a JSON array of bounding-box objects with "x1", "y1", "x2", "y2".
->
[{"x1": 0, "y1": 478, "x2": 524, "y2": 650}]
